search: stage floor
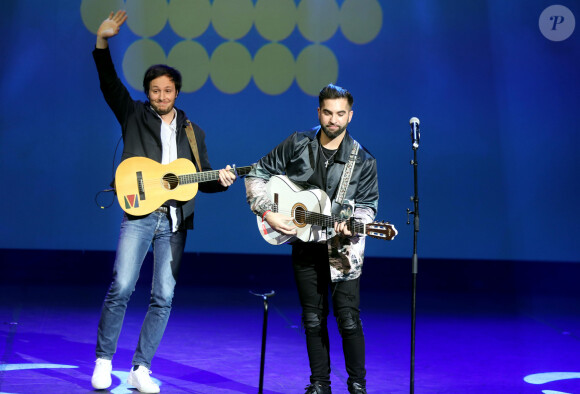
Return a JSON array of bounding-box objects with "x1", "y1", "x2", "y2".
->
[{"x1": 1, "y1": 282, "x2": 579, "y2": 393}]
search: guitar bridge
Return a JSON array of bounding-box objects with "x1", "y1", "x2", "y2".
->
[{"x1": 136, "y1": 171, "x2": 145, "y2": 200}]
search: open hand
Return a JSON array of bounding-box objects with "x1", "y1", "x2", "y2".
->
[{"x1": 96, "y1": 10, "x2": 127, "y2": 47}]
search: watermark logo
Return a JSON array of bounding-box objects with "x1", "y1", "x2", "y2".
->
[{"x1": 539, "y1": 5, "x2": 575, "y2": 41}]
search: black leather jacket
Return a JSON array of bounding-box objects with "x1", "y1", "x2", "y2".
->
[
  {"x1": 245, "y1": 126, "x2": 379, "y2": 281},
  {"x1": 248, "y1": 126, "x2": 379, "y2": 217}
]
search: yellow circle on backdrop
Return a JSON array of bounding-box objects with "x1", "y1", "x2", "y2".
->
[
  {"x1": 296, "y1": 44, "x2": 338, "y2": 96},
  {"x1": 340, "y1": 0, "x2": 382, "y2": 44},
  {"x1": 254, "y1": 0, "x2": 297, "y2": 42},
  {"x1": 297, "y1": 0, "x2": 339, "y2": 43},
  {"x1": 125, "y1": 0, "x2": 168, "y2": 38},
  {"x1": 211, "y1": 0, "x2": 254, "y2": 40},
  {"x1": 167, "y1": 41, "x2": 210, "y2": 93},
  {"x1": 168, "y1": 0, "x2": 211, "y2": 40},
  {"x1": 83, "y1": 0, "x2": 383, "y2": 96},
  {"x1": 210, "y1": 42, "x2": 252, "y2": 94},
  {"x1": 253, "y1": 43, "x2": 295, "y2": 95},
  {"x1": 122, "y1": 39, "x2": 167, "y2": 92},
  {"x1": 80, "y1": 0, "x2": 124, "y2": 34}
]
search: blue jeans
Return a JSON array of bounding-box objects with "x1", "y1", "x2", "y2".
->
[{"x1": 96, "y1": 211, "x2": 187, "y2": 369}]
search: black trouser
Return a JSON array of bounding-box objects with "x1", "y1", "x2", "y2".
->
[{"x1": 292, "y1": 242, "x2": 366, "y2": 387}]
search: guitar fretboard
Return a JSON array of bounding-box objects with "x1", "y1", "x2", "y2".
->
[
  {"x1": 178, "y1": 166, "x2": 252, "y2": 185},
  {"x1": 275, "y1": 206, "x2": 365, "y2": 235}
]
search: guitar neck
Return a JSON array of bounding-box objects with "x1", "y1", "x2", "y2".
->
[
  {"x1": 179, "y1": 165, "x2": 252, "y2": 185},
  {"x1": 280, "y1": 208, "x2": 365, "y2": 235}
]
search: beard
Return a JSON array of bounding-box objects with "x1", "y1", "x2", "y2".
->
[
  {"x1": 321, "y1": 123, "x2": 347, "y2": 140},
  {"x1": 150, "y1": 101, "x2": 174, "y2": 116}
]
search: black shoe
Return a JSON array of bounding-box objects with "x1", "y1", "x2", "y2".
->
[
  {"x1": 348, "y1": 382, "x2": 367, "y2": 394},
  {"x1": 305, "y1": 381, "x2": 332, "y2": 394}
]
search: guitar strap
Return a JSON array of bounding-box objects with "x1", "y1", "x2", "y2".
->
[
  {"x1": 184, "y1": 120, "x2": 202, "y2": 171},
  {"x1": 334, "y1": 140, "x2": 360, "y2": 206},
  {"x1": 328, "y1": 140, "x2": 360, "y2": 280}
]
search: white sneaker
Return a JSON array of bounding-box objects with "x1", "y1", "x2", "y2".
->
[
  {"x1": 91, "y1": 358, "x2": 112, "y2": 389},
  {"x1": 127, "y1": 365, "x2": 160, "y2": 393}
]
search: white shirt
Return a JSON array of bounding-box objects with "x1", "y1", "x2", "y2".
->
[{"x1": 157, "y1": 108, "x2": 180, "y2": 232}]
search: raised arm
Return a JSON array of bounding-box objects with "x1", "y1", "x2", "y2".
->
[
  {"x1": 96, "y1": 10, "x2": 128, "y2": 49},
  {"x1": 92, "y1": 10, "x2": 134, "y2": 130}
]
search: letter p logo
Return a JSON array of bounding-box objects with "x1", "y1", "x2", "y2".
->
[
  {"x1": 550, "y1": 15, "x2": 565, "y2": 30},
  {"x1": 540, "y1": 5, "x2": 575, "y2": 41}
]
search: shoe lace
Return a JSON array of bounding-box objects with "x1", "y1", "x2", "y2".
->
[
  {"x1": 350, "y1": 382, "x2": 366, "y2": 393},
  {"x1": 304, "y1": 384, "x2": 316, "y2": 393},
  {"x1": 134, "y1": 367, "x2": 156, "y2": 385},
  {"x1": 304, "y1": 383, "x2": 328, "y2": 393}
]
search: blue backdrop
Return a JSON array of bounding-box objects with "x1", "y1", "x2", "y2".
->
[{"x1": 0, "y1": 0, "x2": 578, "y2": 262}]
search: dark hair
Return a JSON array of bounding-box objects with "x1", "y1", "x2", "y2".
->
[
  {"x1": 143, "y1": 64, "x2": 182, "y2": 95},
  {"x1": 318, "y1": 83, "x2": 353, "y2": 107}
]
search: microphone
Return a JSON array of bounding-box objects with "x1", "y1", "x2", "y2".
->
[{"x1": 409, "y1": 117, "x2": 420, "y2": 149}]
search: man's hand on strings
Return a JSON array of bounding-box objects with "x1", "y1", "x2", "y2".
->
[
  {"x1": 96, "y1": 10, "x2": 128, "y2": 48},
  {"x1": 264, "y1": 212, "x2": 297, "y2": 235},
  {"x1": 218, "y1": 165, "x2": 237, "y2": 187},
  {"x1": 334, "y1": 221, "x2": 353, "y2": 237}
]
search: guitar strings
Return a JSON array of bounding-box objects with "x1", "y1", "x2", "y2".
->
[
  {"x1": 136, "y1": 171, "x2": 220, "y2": 185},
  {"x1": 268, "y1": 208, "x2": 393, "y2": 238},
  {"x1": 271, "y1": 207, "x2": 365, "y2": 233},
  {"x1": 127, "y1": 166, "x2": 252, "y2": 188}
]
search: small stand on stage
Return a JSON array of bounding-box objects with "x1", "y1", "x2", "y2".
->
[{"x1": 250, "y1": 290, "x2": 275, "y2": 393}]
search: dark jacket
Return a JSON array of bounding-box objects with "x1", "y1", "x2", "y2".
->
[
  {"x1": 249, "y1": 126, "x2": 379, "y2": 216},
  {"x1": 245, "y1": 127, "x2": 379, "y2": 281},
  {"x1": 93, "y1": 47, "x2": 226, "y2": 229}
]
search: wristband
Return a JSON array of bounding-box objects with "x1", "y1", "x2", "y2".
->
[{"x1": 262, "y1": 210, "x2": 271, "y2": 221}]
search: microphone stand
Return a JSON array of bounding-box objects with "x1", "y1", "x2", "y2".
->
[{"x1": 407, "y1": 120, "x2": 420, "y2": 394}]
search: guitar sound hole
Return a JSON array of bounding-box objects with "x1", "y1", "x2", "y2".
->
[
  {"x1": 293, "y1": 205, "x2": 307, "y2": 227},
  {"x1": 162, "y1": 173, "x2": 179, "y2": 190}
]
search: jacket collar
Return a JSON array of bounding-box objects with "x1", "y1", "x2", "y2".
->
[{"x1": 145, "y1": 103, "x2": 189, "y2": 132}]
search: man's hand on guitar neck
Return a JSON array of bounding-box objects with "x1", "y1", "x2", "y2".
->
[
  {"x1": 218, "y1": 165, "x2": 237, "y2": 187},
  {"x1": 334, "y1": 221, "x2": 353, "y2": 237},
  {"x1": 264, "y1": 212, "x2": 297, "y2": 236}
]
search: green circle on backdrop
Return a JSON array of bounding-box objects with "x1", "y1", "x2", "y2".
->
[
  {"x1": 122, "y1": 39, "x2": 167, "y2": 92},
  {"x1": 296, "y1": 44, "x2": 338, "y2": 96},
  {"x1": 340, "y1": 0, "x2": 382, "y2": 44},
  {"x1": 168, "y1": 0, "x2": 211, "y2": 40},
  {"x1": 125, "y1": 0, "x2": 168, "y2": 38},
  {"x1": 83, "y1": 0, "x2": 383, "y2": 95},
  {"x1": 255, "y1": 0, "x2": 297, "y2": 42},
  {"x1": 253, "y1": 43, "x2": 295, "y2": 95},
  {"x1": 210, "y1": 42, "x2": 252, "y2": 94},
  {"x1": 297, "y1": 0, "x2": 339, "y2": 43},
  {"x1": 80, "y1": 0, "x2": 124, "y2": 34},
  {"x1": 167, "y1": 41, "x2": 210, "y2": 93},
  {"x1": 211, "y1": 0, "x2": 254, "y2": 40}
]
